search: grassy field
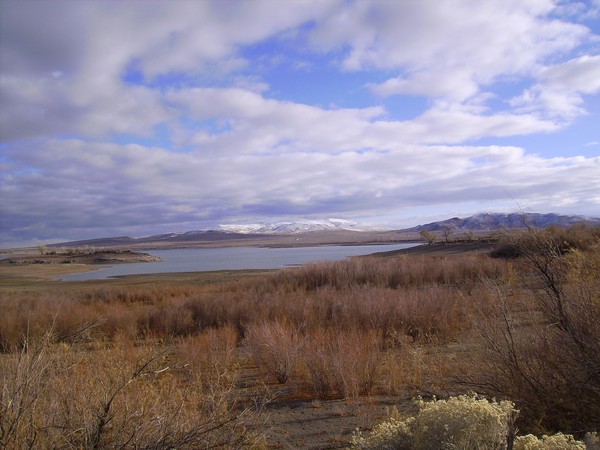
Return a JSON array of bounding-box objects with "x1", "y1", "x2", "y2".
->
[{"x1": 1, "y1": 226, "x2": 599, "y2": 448}]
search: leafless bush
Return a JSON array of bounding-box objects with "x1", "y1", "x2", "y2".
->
[
  {"x1": 1, "y1": 250, "x2": 507, "y2": 352},
  {"x1": 0, "y1": 332, "x2": 57, "y2": 448},
  {"x1": 0, "y1": 330, "x2": 264, "y2": 449},
  {"x1": 244, "y1": 319, "x2": 302, "y2": 384},
  {"x1": 300, "y1": 328, "x2": 383, "y2": 400},
  {"x1": 490, "y1": 223, "x2": 600, "y2": 260},
  {"x1": 246, "y1": 253, "x2": 507, "y2": 293},
  {"x1": 466, "y1": 227, "x2": 600, "y2": 433}
]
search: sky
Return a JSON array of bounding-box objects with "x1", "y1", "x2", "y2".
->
[{"x1": 1, "y1": 0, "x2": 600, "y2": 247}]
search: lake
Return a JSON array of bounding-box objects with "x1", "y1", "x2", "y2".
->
[{"x1": 60, "y1": 243, "x2": 420, "y2": 281}]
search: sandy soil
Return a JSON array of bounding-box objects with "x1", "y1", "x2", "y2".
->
[
  {"x1": 371, "y1": 241, "x2": 497, "y2": 258},
  {"x1": 0, "y1": 263, "x2": 103, "y2": 284},
  {"x1": 257, "y1": 393, "x2": 423, "y2": 449},
  {"x1": 0, "y1": 250, "x2": 161, "y2": 282},
  {"x1": 0, "y1": 250, "x2": 160, "y2": 265}
]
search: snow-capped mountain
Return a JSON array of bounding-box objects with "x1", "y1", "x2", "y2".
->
[
  {"x1": 409, "y1": 212, "x2": 600, "y2": 232},
  {"x1": 46, "y1": 213, "x2": 599, "y2": 250},
  {"x1": 218, "y1": 219, "x2": 377, "y2": 234}
]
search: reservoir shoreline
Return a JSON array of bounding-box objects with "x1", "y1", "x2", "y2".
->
[{"x1": 59, "y1": 243, "x2": 422, "y2": 281}]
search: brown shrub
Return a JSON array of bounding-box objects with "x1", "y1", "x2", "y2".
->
[
  {"x1": 244, "y1": 319, "x2": 302, "y2": 384},
  {"x1": 254, "y1": 253, "x2": 507, "y2": 292},
  {"x1": 466, "y1": 237, "x2": 600, "y2": 434},
  {"x1": 0, "y1": 331, "x2": 262, "y2": 449},
  {"x1": 1, "y1": 251, "x2": 506, "y2": 352},
  {"x1": 300, "y1": 328, "x2": 383, "y2": 400}
]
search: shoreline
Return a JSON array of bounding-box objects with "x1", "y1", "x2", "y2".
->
[
  {"x1": 0, "y1": 249, "x2": 160, "y2": 265},
  {"x1": 0, "y1": 250, "x2": 159, "y2": 282},
  {"x1": 0, "y1": 241, "x2": 498, "y2": 284},
  {"x1": 0, "y1": 263, "x2": 105, "y2": 284},
  {"x1": 370, "y1": 240, "x2": 497, "y2": 257}
]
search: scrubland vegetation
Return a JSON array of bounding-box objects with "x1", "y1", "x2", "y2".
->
[{"x1": 1, "y1": 223, "x2": 599, "y2": 448}]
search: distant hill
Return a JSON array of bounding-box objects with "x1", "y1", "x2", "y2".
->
[
  {"x1": 48, "y1": 219, "x2": 381, "y2": 248},
  {"x1": 47, "y1": 212, "x2": 599, "y2": 249},
  {"x1": 48, "y1": 236, "x2": 138, "y2": 247},
  {"x1": 49, "y1": 230, "x2": 261, "y2": 248},
  {"x1": 406, "y1": 212, "x2": 600, "y2": 233}
]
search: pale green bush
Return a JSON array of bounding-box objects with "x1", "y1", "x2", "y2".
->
[
  {"x1": 351, "y1": 393, "x2": 517, "y2": 450},
  {"x1": 585, "y1": 432, "x2": 600, "y2": 450},
  {"x1": 350, "y1": 408, "x2": 414, "y2": 450},
  {"x1": 514, "y1": 432, "x2": 585, "y2": 449},
  {"x1": 349, "y1": 395, "x2": 597, "y2": 450},
  {"x1": 413, "y1": 394, "x2": 516, "y2": 450}
]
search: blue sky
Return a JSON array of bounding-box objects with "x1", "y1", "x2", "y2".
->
[{"x1": 1, "y1": 0, "x2": 600, "y2": 247}]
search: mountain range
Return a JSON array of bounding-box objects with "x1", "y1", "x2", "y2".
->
[
  {"x1": 219, "y1": 213, "x2": 600, "y2": 234},
  {"x1": 407, "y1": 212, "x2": 600, "y2": 233},
  {"x1": 47, "y1": 212, "x2": 599, "y2": 249},
  {"x1": 217, "y1": 218, "x2": 378, "y2": 234}
]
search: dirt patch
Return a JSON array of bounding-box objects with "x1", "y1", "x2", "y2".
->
[
  {"x1": 259, "y1": 395, "x2": 416, "y2": 449},
  {"x1": 0, "y1": 263, "x2": 102, "y2": 284},
  {"x1": 0, "y1": 250, "x2": 160, "y2": 266},
  {"x1": 371, "y1": 241, "x2": 497, "y2": 258},
  {"x1": 0, "y1": 250, "x2": 160, "y2": 283}
]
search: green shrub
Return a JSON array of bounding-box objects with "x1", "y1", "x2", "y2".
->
[
  {"x1": 585, "y1": 432, "x2": 600, "y2": 450},
  {"x1": 413, "y1": 394, "x2": 516, "y2": 450},
  {"x1": 514, "y1": 433, "x2": 585, "y2": 449},
  {"x1": 351, "y1": 393, "x2": 517, "y2": 450},
  {"x1": 350, "y1": 408, "x2": 414, "y2": 450}
]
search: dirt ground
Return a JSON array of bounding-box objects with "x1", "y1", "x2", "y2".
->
[
  {"x1": 260, "y1": 396, "x2": 408, "y2": 449},
  {"x1": 371, "y1": 241, "x2": 497, "y2": 258},
  {"x1": 0, "y1": 249, "x2": 159, "y2": 265}
]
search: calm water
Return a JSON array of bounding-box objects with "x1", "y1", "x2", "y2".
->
[{"x1": 60, "y1": 243, "x2": 419, "y2": 281}]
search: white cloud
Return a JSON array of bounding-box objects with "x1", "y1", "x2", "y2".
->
[
  {"x1": 555, "y1": 0, "x2": 600, "y2": 21},
  {"x1": 0, "y1": 0, "x2": 341, "y2": 141},
  {"x1": 166, "y1": 87, "x2": 391, "y2": 153},
  {"x1": 1, "y1": 0, "x2": 599, "y2": 245},
  {"x1": 370, "y1": 70, "x2": 479, "y2": 101},
  {"x1": 510, "y1": 55, "x2": 600, "y2": 118},
  {"x1": 2, "y1": 132, "x2": 599, "y2": 243},
  {"x1": 310, "y1": 0, "x2": 589, "y2": 101},
  {"x1": 0, "y1": 72, "x2": 173, "y2": 139},
  {"x1": 165, "y1": 87, "x2": 561, "y2": 152},
  {"x1": 133, "y1": 0, "x2": 341, "y2": 78}
]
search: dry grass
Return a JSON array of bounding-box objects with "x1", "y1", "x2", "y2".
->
[
  {"x1": 300, "y1": 327, "x2": 383, "y2": 400},
  {"x1": 244, "y1": 319, "x2": 302, "y2": 384},
  {"x1": 0, "y1": 329, "x2": 264, "y2": 449},
  {"x1": 465, "y1": 226, "x2": 600, "y2": 435},
  {"x1": 1, "y1": 253, "x2": 505, "y2": 352},
  {"x1": 2, "y1": 226, "x2": 599, "y2": 447}
]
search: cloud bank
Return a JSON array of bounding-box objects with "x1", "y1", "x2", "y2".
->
[{"x1": 1, "y1": 0, "x2": 599, "y2": 246}]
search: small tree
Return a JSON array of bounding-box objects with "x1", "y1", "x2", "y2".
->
[
  {"x1": 442, "y1": 226, "x2": 454, "y2": 244},
  {"x1": 420, "y1": 230, "x2": 436, "y2": 246}
]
